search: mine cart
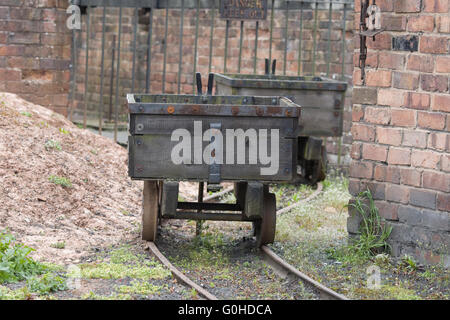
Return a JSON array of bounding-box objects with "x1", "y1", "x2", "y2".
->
[
  {"x1": 127, "y1": 76, "x2": 300, "y2": 246},
  {"x1": 215, "y1": 60, "x2": 348, "y2": 184}
]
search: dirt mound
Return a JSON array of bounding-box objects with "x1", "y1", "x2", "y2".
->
[{"x1": 0, "y1": 93, "x2": 145, "y2": 264}]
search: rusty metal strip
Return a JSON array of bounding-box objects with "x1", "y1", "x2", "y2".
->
[
  {"x1": 203, "y1": 186, "x2": 234, "y2": 202},
  {"x1": 148, "y1": 242, "x2": 218, "y2": 300},
  {"x1": 261, "y1": 245, "x2": 348, "y2": 300},
  {"x1": 276, "y1": 182, "x2": 323, "y2": 215}
]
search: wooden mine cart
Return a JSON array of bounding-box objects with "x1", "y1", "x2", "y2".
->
[
  {"x1": 127, "y1": 86, "x2": 300, "y2": 246},
  {"x1": 215, "y1": 62, "x2": 347, "y2": 184}
]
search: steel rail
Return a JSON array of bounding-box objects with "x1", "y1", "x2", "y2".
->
[
  {"x1": 147, "y1": 242, "x2": 218, "y2": 300},
  {"x1": 260, "y1": 245, "x2": 348, "y2": 300},
  {"x1": 261, "y1": 181, "x2": 349, "y2": 300}
]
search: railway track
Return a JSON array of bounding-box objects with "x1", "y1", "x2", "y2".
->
[{"x1": 147, "y1": 182, "x2": 348, "y2": 301}]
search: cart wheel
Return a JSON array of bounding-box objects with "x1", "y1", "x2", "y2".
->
[
  {"x1": 142, "y1": 181, "x2": 160, "y2": 241},
  {"x1": 255, "y1": 193, "x2": 276, "y2": 247}
]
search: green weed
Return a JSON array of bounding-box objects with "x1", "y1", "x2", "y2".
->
[
  {"x1": 50, "y1": 242, "x2": 65, "y2": 250},
  {"x1": 0, "y1": 230, "x2": 45, "y2": 284},
  {"x1": 48, "y1": 175, "x2": 72, "y2": 188},
  {"x1": 26, "y1": 273, "x2": 67, "y2": 295},
  {"x1": 44, "y1": 140, "x2": 62, "y2": 151}
]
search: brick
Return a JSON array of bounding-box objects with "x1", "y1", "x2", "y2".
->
[
  {"x1": 353, "y1": 52, "x2": 378, "y2": 68},
  {"x1": 382, "y1": 15, "x2": 406, "y2": 31},
  {"x1": 437, "y1": 193, "x2": 450, "y2": 211},
  {"x1": 421, "y1": 74, "x2": 448, "y2": 93},
  {"x1": 376, "y1": 127, "x2": 402, "y2": 146},
  {"x1": 0, "y1": 45, "x2": 25, "y2": 56},
  {"x1": 443, "y1": 155, "x2": 450, "y2": 172},
  {"x1": 424, "y1": 0, "x2": 449, "y2": 12},
  {"x1": 400, "y1": 168, "x2": 422, "y2": 187},
  {"x1": 391, "y1": 109, "x2": 416, "y2": 127},
  {"x1": 367, "y1": 33, "x2": 392, "y2": 50},
  {"x1": 353, "y1": 87, "x2": 378, "y2": 105},
  {"x1": 8, "y1": 32, "x2": 40, "y2": 45},
  {"x1": 352, "y1": 105, "x2": 364, "y2": 122},
  {"x1": 386, "y1": 184, "x2": 410, "y2": 204},
  {"x1": 374, "y1": 165, "x2": 401, "y2": 183},
  {"x1": 378, "y1": 89, "x2": 405, "y2": 108},
  {"x1": 366, "y1": 69, "x2": 392, "y2": 87},
  {"x1": 404, "y1": 92, "x2": 431, "y2": 110},
  {"x1": 349, "y1": 161, "x2": 373, "y2": 179},
  {"x1": 362, "y1": 144, "x2": 388, "y2": 162},
  {"x1": 360, "y1": 181, "x2": 386, "y2": 200},
  {"x1": 0, "y1": 6, "x2": 8, "y2": 19},
  {"x1": 436, "y1": 56, "x2": 450, "y2": 73},
  {"x1": 394, "y1": 0, "x2": 422, "y2": 12},
  {"x1": 351, "y1": 142, "x2": 362, "y2": 159},
  {"x1": 378, "y1": 52, "x2": 404, "y2": 69},
  {"x1": 364, "y1": 107, "x2": 391, "y2": 125},
  {"x1": 428, "y1": 132, "x2": 449, "y2": 151},
  {"x1": 407, "y1": 55, "x2": 434, "y2": 73},
  {"x1": 409, "y1": 189, "x2": 437, "y2": 209},
  {"x1": 393, "y1": 72, "x2": 419, "y2": 90},
  {"x1": 374, "y1": 200, "x2": 399, "y2": 221},
  {"x1": 437, "y1": 15, "x2": 450, "y2": 33},
  {"x1": 0, "y1": 68, "x2": 21, "y2": 81},
  {"x1": 420, "y1": 36, "x2": 449, "y2": 54},
  {"x1": 348, "y1": 178, "x2": 360, "y2": 196},
  {"x1": 402, "y1": 129, "x2": 428, "y2": 148},
  {"x1": 411, "y1": 150, "x2": 442, "y2": 168},
  {"x1": 351, "y1": 123, "x2": 375, "y2": 142},
  {"x1": 418, "y1": 111, "x2": 446, "y2": 130},
  {"x1": 408, "y1": 16, "x2": 435, "y2": 32},
  {"x1": 377, "y1": 0, "x2": 394, "y2": 11},
  {"x1": 387, "y1": 147, "x2": 411, "y2": 165},
  {"x1": 398, "y1": 206, "x2": 448, "y2": 231},
  {"x1": 402, "y1": 130, "x2": 428, "y2": 148},
  {"x1": 423, "y1": 171, "x2": 450, "y2": 192},
  {"x1": 392, "y1": 35, "x2": 419, "y2": 52}
]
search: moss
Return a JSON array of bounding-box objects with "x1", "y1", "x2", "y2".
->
[{"x1": 116, "y1": 280, "x2": 165, "y2": 296}]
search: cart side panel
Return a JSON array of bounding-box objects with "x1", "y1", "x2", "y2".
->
[
  {"x1": 129, "y1": 115, "x2": 297, "y2": 182},
  {"x1": 216, "y1": 83, "x2": 344, "y2": 137}
]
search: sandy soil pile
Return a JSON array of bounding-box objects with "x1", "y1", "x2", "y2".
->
[{"x1": 0, "y1": 93, "x2": 146, "y2": 264}]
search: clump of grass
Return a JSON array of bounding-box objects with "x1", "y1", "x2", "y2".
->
[
  {"x1": 48, "y1": 175, "x2": 72, "y2": 188},
  {"x1": 50, "y1": 242, "x2": 65, "y2": 249},
  {"x1": 329, "y1": 189, "x2": 392, "y2": 264},
  {"x1": 59, "y1": 128, "x2": 70, "y2": 134},
  {"x1": 399, "y1": 255, "x2": 418, "y2": 273},
  {"x1": 116, "y1": 280, "x2": 165, "y2": 296},
  {"x1": 82, "y1": 291, "x2": 132, "y2": 300},
  {"x1": 79, "y1": 246, "x2": 171, "y2": 280},
  {"x1": 44, "y1": 140, "x2": 62, "y2": 151},
  {"x1": 20, "y1": 111, "x2": 32, "y2": 117},
  {"x1": 0, "y1": 285, "x2": 31, "y2": 300},
  {"x1": 0, "y1": 230, "x2": 45, "y2": 284}
]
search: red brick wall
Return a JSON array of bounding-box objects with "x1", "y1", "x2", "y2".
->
[
  {"x1": 0, "y1": 0, "x2": 72, "y2": 116},
  {"x1": 349, "y1": 0, "x2": 449, "y2": 266}
]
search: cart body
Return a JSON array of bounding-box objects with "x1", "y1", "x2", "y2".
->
[
  {"x1": 214, "y1": 74, "x2": 347, "y2": 137},
  {"x1": 128, "y1": 94, "x2": 299, "y2": 183}
]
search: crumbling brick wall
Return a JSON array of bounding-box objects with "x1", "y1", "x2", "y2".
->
[
  {"x1": 0, "y1": 0, "x2": 72, "y2": 116},
  {"x1": 348, "y1": 0, "x2": 449, "y2": 266}
]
